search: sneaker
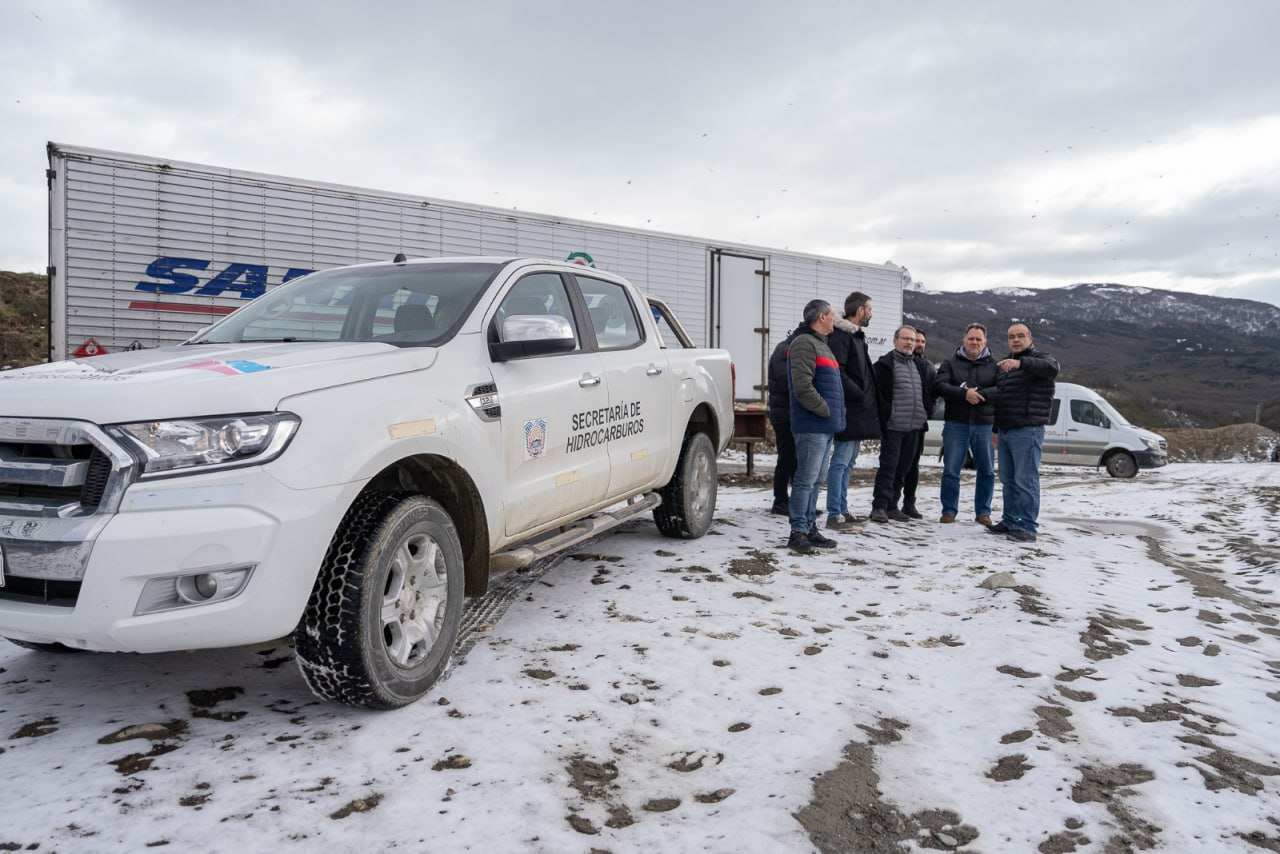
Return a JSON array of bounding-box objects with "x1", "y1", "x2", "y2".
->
[
  {"x1": 788, "y1": 532, "x2": 813, "y2": 554},
  {"x1": 975, "y1": 515, "x2": 992, "y2": 526},
  {"x1": 771, "y1": 500, "x2": 789, "y2": 516},
  {"x1": 807, "y1": 528, "x2": 838, "y2": 548},
  {"x1": 985, "y1": 521, "x2": 1011, "y2": 534},
  {"x1": 869, "y1": 508, "x2": 890, "y2": 523},
  {"x1": 939, "y1": 513, "x2": 956, "y2": 523},
  {"x1": 902, "y1": 503, "x2": 923, "y2": 520},
  {"x1": 826, "y1": 512, "x2": 859, "y2": 532},
  {"x1": 886, "y1": 508, "x2": 912, "y2": 522},
  {"x1": 1007, "y1": 529, "x2": 1037, "y2": 543}
]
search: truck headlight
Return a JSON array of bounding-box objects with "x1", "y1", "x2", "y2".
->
[
  {"x1": 1142, "y1": 437, "x2": 1160, "y2": 451},
  {"x1": 109, "y1": 413, "x2": 300, "y2": 478}
]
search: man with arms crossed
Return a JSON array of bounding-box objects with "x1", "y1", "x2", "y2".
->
[
  {"x1": 824, "y1": 291, "x2": 879, "y2": 531},
  {"x1": 933, "y1": 323, "x2": 999, "y2": 525},
  {"x1": 989, "y1": 323, "x2": 1060, "y2": 543}
]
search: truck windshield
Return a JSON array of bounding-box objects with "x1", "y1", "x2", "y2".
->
[{"x1": 191, "y1": 261, "x2": 503, "y2": 347}]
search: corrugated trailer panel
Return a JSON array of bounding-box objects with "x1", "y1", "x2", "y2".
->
[{"x1": 48, "y1": 143, "x2": 903, "y2": 361}]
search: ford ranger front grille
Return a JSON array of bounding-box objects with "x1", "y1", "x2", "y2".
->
[
  {"x1": 0, "y1": 446, "x2": 114, "y2": 512},
  {"x1": 0, "y1": 418, "x2": 138, "y2": 588},
  {"x1": 0, "y1": 421, "x2": 132, "y2": 518}
]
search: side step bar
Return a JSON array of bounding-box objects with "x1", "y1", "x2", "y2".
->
[{"x1": 489, "y1": 492, "x2": 661, "y2": 572}]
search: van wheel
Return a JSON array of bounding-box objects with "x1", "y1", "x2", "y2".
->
[
  {"x1": 1104, "y1": 451, "x2": 1138, "y2": 479},
  {"x1": 6, "y1": 639, "x2": 83, "y2": 654},
  {"x1": 654, "y1": 431, "x2": 717, "y2": 539},
  {"x1": 296, "y1": 492, "x2": 464, "y2": 710}
]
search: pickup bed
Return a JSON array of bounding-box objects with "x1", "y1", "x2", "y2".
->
[{"x1": 0, "y1": 256, "x2": 734, "y2": 708}]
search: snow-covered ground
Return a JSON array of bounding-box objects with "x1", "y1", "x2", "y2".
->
[{"x1": 3, "y1": 462, "x2": 1278, "y2": 852}]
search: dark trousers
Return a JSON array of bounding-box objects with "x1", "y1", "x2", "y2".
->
[
  {"x1": 900, "y1": 427, "x2": 927, "y2": 506},
  {"x1": 770, "y1": 414, "x2": 796, "y2": 505},
  {"x1": 873, "y1": 429, "x2": 921, "y2": 511}
]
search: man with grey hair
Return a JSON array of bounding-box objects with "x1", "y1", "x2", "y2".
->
[
  {"x1": 869, "y1": 325, "x2": 929, "y2": 523},
  {"x1": 785, "y1": 299, "x2": 845, "y2": 554}
]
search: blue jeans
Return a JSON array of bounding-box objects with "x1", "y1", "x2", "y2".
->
[
  {"x1": 940, "y1": 421, "x2": 995, "y2": 517},
  {"x1": 997, "y1": 425, "x2": 1045, "y2": 534},
  {"x1": 825, "y1": 440, "x2": 860, "y2": 515},
  {"x1": 790, "y1": 432, "x2": 834, "y2": 534}
]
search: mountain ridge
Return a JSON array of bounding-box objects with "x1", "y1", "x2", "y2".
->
[{"x1": 904, "y1": 282, "x2": 1280, "y2": 429}]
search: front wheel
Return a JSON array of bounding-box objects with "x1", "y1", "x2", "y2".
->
[
  {"x1": 654, "y1": 431, "x2": 717, "y2": 539},
  {"x1": 296, "y1": 492, "x2": 464, "y2": 710},
  {"x1": 1104, "y1": 451, "x2": 1138, "y2": 479}
]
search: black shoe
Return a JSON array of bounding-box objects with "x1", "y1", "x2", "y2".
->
[
  {"x1": 788, "y1": 532, "x2": 813, "y2": 554},
  {"x1": 869, "y1": 508, "x2": 890, "y2": 523},
  {"x1": 771, "y1": 501, "x2": 789, "y2": 516},
  {"x1": 985, "y1": 522, "x2": 1011, "y2": 534},
  {"x1": 886, "y1": 508, "x2": 912, "y2": 522},
  {"x1": 902, "y1": 503, "x2": 922, "y2": 520},
  {"x1": 1007, "y1": 529, "x2": 1037, "y2": 543},
  {"x1": 807, "y1": 528, "x2": 838, "y2": 548},
  {"x1": 826, "y1": 513, "x2": 861, "y2": 532}
]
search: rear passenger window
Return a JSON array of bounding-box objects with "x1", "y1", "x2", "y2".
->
[{"x1": 577, "y1": 277, "x2": 642, "y2": 350}]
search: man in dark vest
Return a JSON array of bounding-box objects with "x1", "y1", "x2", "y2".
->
[
  {"x1": 899, "y1": 328, "x2": 936, "y2": 518},
  {"x1": 869, "y1": 326, "x2": 929, "y2": 523}
]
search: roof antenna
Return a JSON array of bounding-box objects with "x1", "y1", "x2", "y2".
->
[{"x1": 393, "y1": 252, "x2": 407, "y2": 263}]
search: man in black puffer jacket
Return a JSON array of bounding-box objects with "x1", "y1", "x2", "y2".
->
[
  {"x1": 990, "y1": 323, "x2": 1060, "y2": 543},
  {"x1": 766, "y1": 331, "x2": 797, "y2": 515},
  {"x1": 933, "y1": 323, "x2": 999, "y2": 525}
]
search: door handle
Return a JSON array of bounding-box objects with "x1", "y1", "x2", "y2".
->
[
  {"x1": 646, "y1": 365, "x2": 663, "y2": 376},
  {"x1": 579, "y1": 374, "x2": 602, "y2": 387}
]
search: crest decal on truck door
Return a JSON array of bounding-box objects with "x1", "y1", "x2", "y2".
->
[{"x1": 523, "y1": 419, "x2": 548, "y2": 459}]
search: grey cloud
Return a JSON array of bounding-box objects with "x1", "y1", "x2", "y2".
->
[{"x1": 2, "y1": 0, "x2": 1279, "y2": 305}]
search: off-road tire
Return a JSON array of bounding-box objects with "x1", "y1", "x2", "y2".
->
[
  {"x1": 1104, "y1": 450, "x2": 1138, "y2": 479},
  {"x1": 295, "y1": 492, "x2": 464, "y2": 709},
  {"x1": 5, "y1": 639, "x2": 83, "y2": 654},
  {"x1": 654, "y1": 430, "x2": 717, "y2": 539}
]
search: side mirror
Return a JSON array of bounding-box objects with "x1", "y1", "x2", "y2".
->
[{"x1": 490, "y1": 314, "x2": 576, "y2": 361}]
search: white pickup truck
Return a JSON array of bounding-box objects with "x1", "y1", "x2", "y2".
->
[{"x1": 0, "y1": 256, "x2": 734, "y2": 708}]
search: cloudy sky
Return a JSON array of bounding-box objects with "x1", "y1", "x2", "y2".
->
[{"x1": 3, "y1": 1, "x2": 1279, "y2": 307}]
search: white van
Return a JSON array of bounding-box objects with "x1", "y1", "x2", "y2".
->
[{"x1": 923, "y1": 382, "x2": 1167, "y2": 478}]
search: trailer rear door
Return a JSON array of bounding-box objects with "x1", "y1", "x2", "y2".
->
[{"x1": 711, "y1": 251, "x2": 767, "y2": 401}]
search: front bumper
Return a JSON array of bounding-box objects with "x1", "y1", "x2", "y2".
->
[
  {"x1": 1135, "y1": 449, "x2": 1168, "y2": 469},
  {"x1": 0, "y1": 467, "x2": 357, "y2": 652}
]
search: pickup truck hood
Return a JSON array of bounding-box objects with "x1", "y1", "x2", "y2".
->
[{"x1": 0, "y1": 342, "x2": 437, "y2": 423}]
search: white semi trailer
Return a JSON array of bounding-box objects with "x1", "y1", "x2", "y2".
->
[{"x1": 46, "y1": 142, "x2": 905, "y2": 398}]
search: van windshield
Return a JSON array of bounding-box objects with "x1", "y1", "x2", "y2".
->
[
  {"x1": 1094, "y1": 397, "x2": 1131, "y2": 427},
  {"x1": 191, "y1": 261, "x2": 502, "y2": 347}
]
